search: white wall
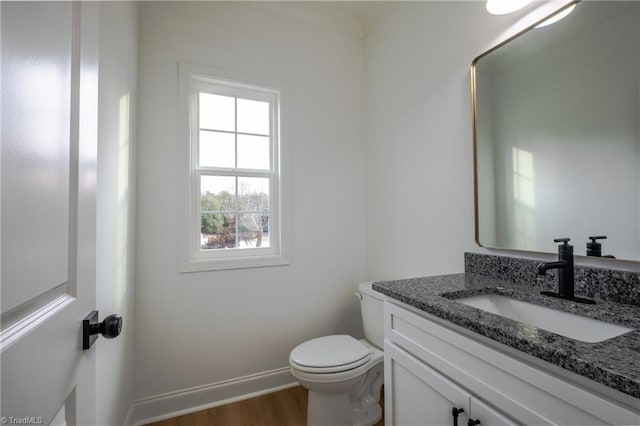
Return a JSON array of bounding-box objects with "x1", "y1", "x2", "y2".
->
[
  {"x1": 364, "y1": 2, "x2": 515, "y2": 280},
  {"x1": 96, "y1": 2, "x2": 138, "y2": 424},
  {"x1": 135, "y1": 0, "x2": 366, "y2": 403}
]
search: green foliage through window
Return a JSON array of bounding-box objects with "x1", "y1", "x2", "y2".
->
[{"x1": 200, "y1": 188, "x2": 269, "y2": 249}]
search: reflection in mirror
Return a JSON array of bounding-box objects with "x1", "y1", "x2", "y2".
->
[{"x1": 472, "y1": 1, "x2": 639, "y2": 261}]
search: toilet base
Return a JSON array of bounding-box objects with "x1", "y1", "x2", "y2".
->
[
  {"x1": 302, "y1": 360, "x2": 384, "y2": 426},
  {"x1": 351, "y1": 402, "x2": 382, "y2": 426},
  {"x1": 306, "y1": 389, "x2": 382, "y2": 426},
  {"x1": 350, "y1": 361, "x2": 383, "y2": 426},
  {"x1": 307, "y1": 390, "x2": 353, "y2": 426}
]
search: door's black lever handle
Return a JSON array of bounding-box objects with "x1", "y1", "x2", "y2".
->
[{"x1": 83, "y1": 311, "x2": 123, "y2": 350}]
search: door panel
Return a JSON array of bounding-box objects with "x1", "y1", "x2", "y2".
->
[
  {"x1": 1, "y1": 2, "x2": 99, "y2": 424},
  {"x1": 1, "y1": 1, "x2": 72, "y2": 314}
]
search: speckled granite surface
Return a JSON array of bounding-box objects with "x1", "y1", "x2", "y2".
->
[
  {"x1": 373, "y1": 270, "x2": 640, "y2": 400},
  {"x1": 465, "y1": 252, "x2": 640, "y2": 307}
]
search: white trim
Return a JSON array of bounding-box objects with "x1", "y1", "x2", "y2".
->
[
  {"x1": 0, "y1": 294, "x2": 74, "y2": 352},
  {"x1": 177, "y1": 62, "x2": 290, "y2": 273},
  {"x1": 122, "y1": 404, "x2": 134, "y2": 426},
  {"x1": 127, "y1": 367, "x2": 297, "y2": 426}
]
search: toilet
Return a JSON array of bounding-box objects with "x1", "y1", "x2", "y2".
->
[{"x1": 289, "y1": 282, "x2": 386, "y2": 426}]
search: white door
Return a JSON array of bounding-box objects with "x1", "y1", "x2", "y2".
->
[{"x1": 1, "y1": 2, "x2": 99, "y2": 424}]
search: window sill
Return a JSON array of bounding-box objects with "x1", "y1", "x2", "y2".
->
[{"x1": 178, "y1": 253, "x2": 290, "y2": 273}]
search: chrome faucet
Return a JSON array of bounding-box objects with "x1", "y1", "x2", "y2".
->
[{"x1": 538, "y1": 238, "x2": 595, "y2": 304}]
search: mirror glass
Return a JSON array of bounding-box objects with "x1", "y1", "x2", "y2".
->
[{"x1": 473, "y1": 1, "x2": 639, "y2": 261}]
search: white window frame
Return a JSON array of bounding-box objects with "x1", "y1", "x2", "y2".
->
[{"x1": 178, "y1": 63, "x2": 290, "y2": 272}]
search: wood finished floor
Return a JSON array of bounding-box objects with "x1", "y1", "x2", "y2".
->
[{"x1": 146, "y1": 385, "x2": 384, "y2": 426}]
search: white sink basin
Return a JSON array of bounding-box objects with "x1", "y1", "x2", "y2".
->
[{"x1": 456, "y1": 294, "x2": 633, "y2": 343}]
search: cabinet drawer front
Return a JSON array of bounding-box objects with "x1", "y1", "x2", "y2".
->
[{"x1": 384, "y1": 301, "x2": 639, "y2": 426}]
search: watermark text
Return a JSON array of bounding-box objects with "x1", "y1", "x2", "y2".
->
[{"x1": 1, "y1": 417, "x2": 44, "y2": 425}]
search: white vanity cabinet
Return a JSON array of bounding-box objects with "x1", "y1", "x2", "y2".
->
[
  {"x1": 386, "y1": 342, "x2": 516, "y2": 426},
  {"x1": 383, "y1": 301, "x2": 640, "y2": 426}
]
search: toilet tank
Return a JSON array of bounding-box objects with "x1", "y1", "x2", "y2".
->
[{"x1": 357, "y1": 282, "x2": 386, "y2": 349}]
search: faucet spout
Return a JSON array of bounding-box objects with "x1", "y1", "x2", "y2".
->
[{"x1": 537, "y1": 260, "x2": 568, "y2": 275}]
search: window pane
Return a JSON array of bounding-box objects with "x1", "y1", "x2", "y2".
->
[
  {"x1": 201, "y1": 213, "x2": 237, "y2": 250},
  {"x1": 200, "y1": 131, "x2": 235, "y2": 168},
  {"x1": 201, "y1": 175, "x2": 235, "y2": 212},
  {"x1": 238, "y1": 177, "x2": 269, "y2": 212},
  {"x1": 237, "y1": 135, "x2": 270, "y2": 170},
  {"x1": 237, "y1": 98, "x2": 269, "y2": 135},
  {"x1": 238, "y1": 213, "x2": 270, "y2": 248},
  {"x1": 199, "y1": 93, "x2": 235, "y2": 132}
]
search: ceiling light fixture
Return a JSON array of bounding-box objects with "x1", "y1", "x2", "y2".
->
[{"x1": 486, "y1": 0, "x2": 534, "y2": 15}]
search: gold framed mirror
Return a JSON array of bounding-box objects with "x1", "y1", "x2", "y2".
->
[{"x1": 471, "y1": 1, "x2": 639, "y2": 261}]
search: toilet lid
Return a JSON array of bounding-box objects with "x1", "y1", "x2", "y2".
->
[{"x1": 290, "y1": 335, "x2": 370, "y2": 371}]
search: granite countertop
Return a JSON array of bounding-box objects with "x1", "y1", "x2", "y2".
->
[{"x1": 373, "y1": 273, "x2": 640, "y2": 400}]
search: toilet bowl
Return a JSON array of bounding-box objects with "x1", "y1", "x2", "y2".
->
[{"x1": 289, "y1": 282, "x2": 386, "y2": 426}]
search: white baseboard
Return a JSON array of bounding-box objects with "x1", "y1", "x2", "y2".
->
[
  {"x1": 122, "y1": 404, "x2": 134, "y2": 426},
  {"x1": 127, "y1": 367, "x2": 297, "y2": 426}
]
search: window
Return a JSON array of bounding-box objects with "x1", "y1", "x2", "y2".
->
[{"x1": 179, "y1": 63, "x2": 288, "y2": 271}]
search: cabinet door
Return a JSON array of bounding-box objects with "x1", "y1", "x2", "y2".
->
[
  {"x1": 385, "y1": 341, "x2": 470, "y2": 426},
  {"x1": 470, "y1": 397, "x2": 518, "y2": 426}
]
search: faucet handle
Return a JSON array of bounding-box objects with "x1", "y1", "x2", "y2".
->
[
  {"x1": 553, "y1": 237, "x2": 573, "y2": 254},
  {"x1": 587, "y1": 236, "x2": 607, "y2": 257}
]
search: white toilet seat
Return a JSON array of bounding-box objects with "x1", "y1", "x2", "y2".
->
[
  {"x1": 290, "y1": 342, "x2": 383, "y2": 384},
  {"x1": 290, "y1": 356, "x2": 370, "y2": 374},
  {"x1": 289, "y1": 335, "x2": 371, "y2": 373}
]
